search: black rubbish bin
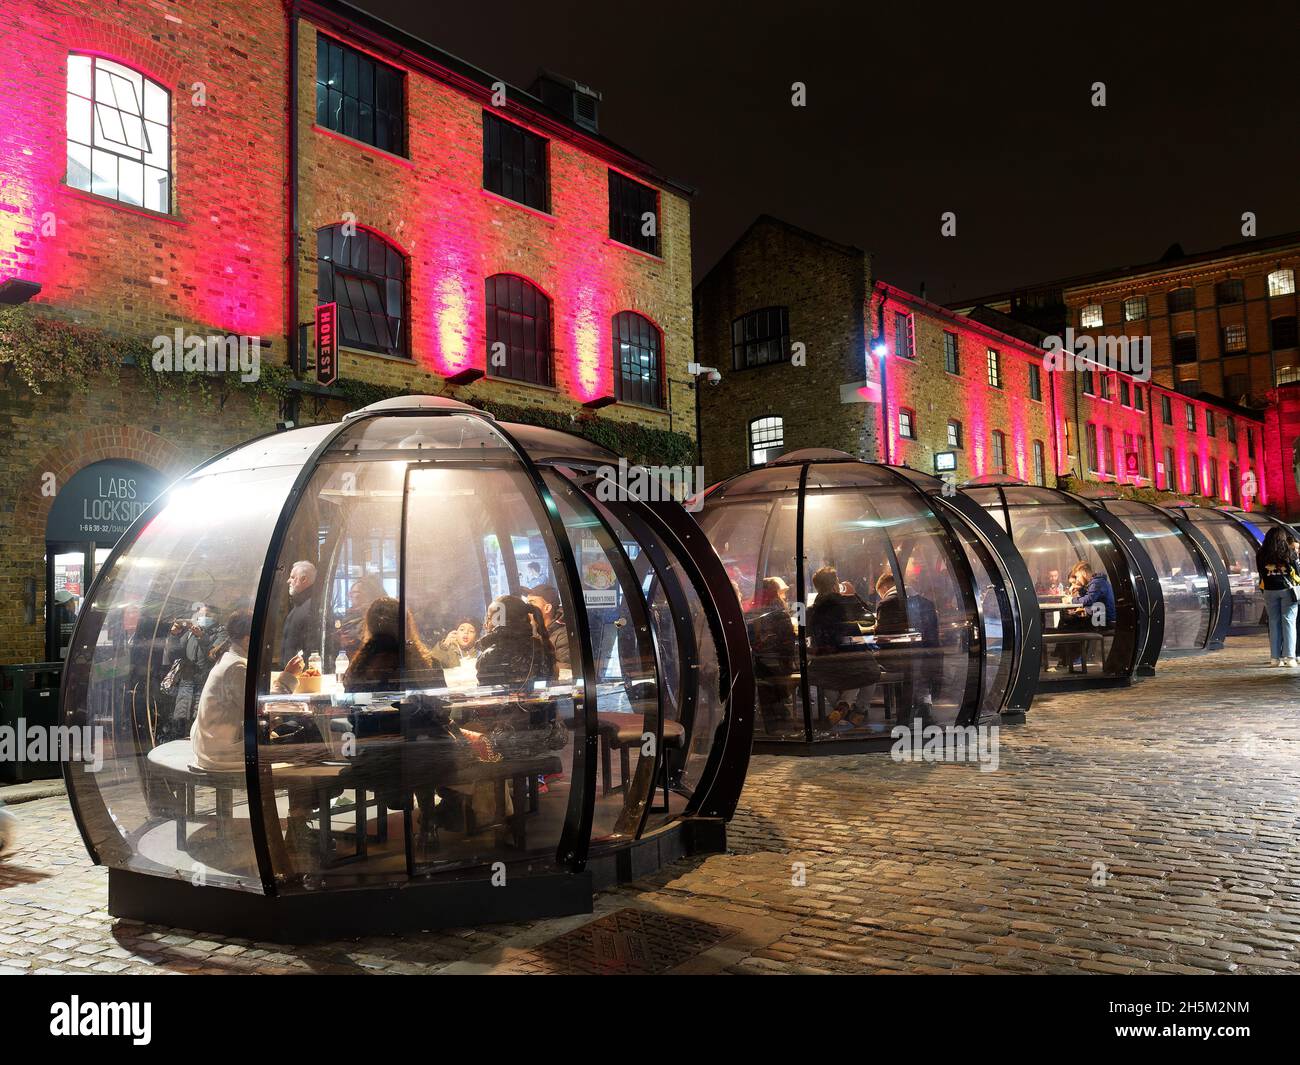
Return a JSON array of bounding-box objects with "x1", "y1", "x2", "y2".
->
[{"x1": 0, "y1": 662, "x2": 64, "y2": 784}]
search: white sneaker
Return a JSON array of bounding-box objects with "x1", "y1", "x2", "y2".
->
[{"x1": 1286, "y1": 658, "x2": 1298, "y2": 667}]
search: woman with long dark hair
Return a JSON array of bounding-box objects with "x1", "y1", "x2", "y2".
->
[{"x1": 1256, "y1": 525, "x2": 1300, "y2": 666}]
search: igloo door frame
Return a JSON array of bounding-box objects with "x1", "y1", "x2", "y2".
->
[{"x1": 61, "y1": 401, "x2": 754, "y2": 941}]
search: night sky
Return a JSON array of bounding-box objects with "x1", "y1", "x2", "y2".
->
[{"x1": 359, "y1": 0, "x2": 1300, "y2": 303}]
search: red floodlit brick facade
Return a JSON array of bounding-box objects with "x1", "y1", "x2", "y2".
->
[
  {"x1": 294, "y1": 2, "x2": 695, "y2": 433},
  {"x1": 0, "y1": 0, "x2": 695, "y2": 665},
  {"x1": 696, "y1": 218, "x2": 1263, "y2": 510}
]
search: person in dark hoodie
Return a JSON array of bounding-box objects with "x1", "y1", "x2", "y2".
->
[
  {"x1": 525, "y1": 585, "x2": 570, "y2": 672},
  {"x1": 476, "y1": 594, "x2": 556, "y2": 689},
  {"x1": 1051, "y1": 560, "x2": 1115, "y2": 671}
]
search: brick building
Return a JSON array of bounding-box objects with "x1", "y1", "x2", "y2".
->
[
  {"x1": 0, "y1": 0, "x2": 694, "y2": 666},
  {"x1": 696, "y1": 217, "x2": 1265, "y2": 513},
  {"x1": 951, "y1": 232, "x2": 1300, "y2": 406}
]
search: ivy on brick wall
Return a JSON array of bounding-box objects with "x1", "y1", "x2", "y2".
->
[
  {"x1": 1, "y1": 306, "x2": 698, "y2": 466},
  {"x1": 1059, "y1": 474, "x2": 1219, "y2": 509}
]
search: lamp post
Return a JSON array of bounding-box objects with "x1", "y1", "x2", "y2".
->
[{"x1": 873, "y1": 337, "x2": 890, "y2": 464}]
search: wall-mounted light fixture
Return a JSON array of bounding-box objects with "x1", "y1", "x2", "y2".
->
[
  {"x1": 0, "y1": 278, "x2": 42, "y2": 305},
  {"x1": 445, "y1": 367, "x2": 485, "y2": 387},
  {"x1": 582, "y1": 394, "x2": 617, "y2": 410}
]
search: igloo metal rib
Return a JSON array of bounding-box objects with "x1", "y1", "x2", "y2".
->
[
  {"x1": 60, "y1": 397, "x2": 753, "y2": 941},
  {"x1": 697, "y1": 451, "x2": 1040, "y2": 753}
]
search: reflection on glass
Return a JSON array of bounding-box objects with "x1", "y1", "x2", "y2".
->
[{"x1": 1181, "y1": 509, "x2": 1264, "y2": 628}]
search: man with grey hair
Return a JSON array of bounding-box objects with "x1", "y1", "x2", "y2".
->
[{"x1": 280, "y1": 559, "x2": 321, "y2": 664}]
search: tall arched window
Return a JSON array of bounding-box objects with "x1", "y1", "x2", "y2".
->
[
  {"x1": 66, "y1": 54, "x2": 171, "y2": 213},
  {"x1": 317, "y1": 224, "x2": 407, "y2": 356},
  {"x1": 486, "y1": 274, "x2": 552, "y2": 386},
  {"x1": 612, "y1": 311, "x2": 663, "y2": 408}
]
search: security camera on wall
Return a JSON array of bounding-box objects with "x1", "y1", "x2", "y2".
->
[{"x1": 688, "y1": 362, "x2": 722, "y2": 386}]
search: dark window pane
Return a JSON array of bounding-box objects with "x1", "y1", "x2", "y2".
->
[
  {"x1": 315, "y1": 36, "x2": 405, "y2": 154},
  {"x1": 483, "y1": 113, "x2": 549, "y2": 211},
  {"x1": 317, "y1": 222, "x2": 406, "y2": 357}
]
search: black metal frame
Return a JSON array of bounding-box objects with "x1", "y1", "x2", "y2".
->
[
  {"x1": 966, "y1": 483, "x2": 1153, "y2": 690},
  {"x1": 1098, "y1": 498, "x2": 1232, "y2": 655}
]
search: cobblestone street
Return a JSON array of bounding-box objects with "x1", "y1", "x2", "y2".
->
[{"x1": 3, "y1": 636, "x2": 1299, "y2": 975}]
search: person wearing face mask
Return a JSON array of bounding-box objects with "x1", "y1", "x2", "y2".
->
[{"x1": 161, "y1": 601, "x2": 224, "y2": 741}]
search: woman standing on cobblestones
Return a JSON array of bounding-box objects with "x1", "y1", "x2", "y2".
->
[{"x1": 1256, "y1": 526, "x2": 1300, "y2": 666}]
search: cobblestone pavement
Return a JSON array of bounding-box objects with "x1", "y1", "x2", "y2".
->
[{"x1": 3, "y1": 636, "x2": 1299, "y2": 975}]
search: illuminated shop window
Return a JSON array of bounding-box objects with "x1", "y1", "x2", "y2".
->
[
  {"x1": 316, "y1": 35, "x2": 405, "y2": 155},
  {"x1": 1123, "y1": 296, "x2": 1147, "y2": 321},
  {"x1": 1268, "y1": 269, "x2": 1295, "y2": 297},
  {"x1": 608, "y1": 170, "x2": 660, "y2": 255},
  {"x1": 748, "y1": 416, "x2": 784, "y2": 467},
  {"x1": 486, "y1": 274, "x2": 553, "y2": 385},
  {"x1": 612, "y1": 311, "x2": 663, "y2": 408},
  {"x1": 483, "y1": 112, "x2": 549, "y2": 211},
  {"x1": 317, "y1": 224, "x2": 407, "y2": 356},
  {"x1": 1080, "y1": 304, "x2": 1103, "y2": 328},
  {"x1": 66, "y1": 54, "x2": 170, "y2": 212},
  {"x1": 732, "y1": 307, "x2": 789, "y2": 369}
]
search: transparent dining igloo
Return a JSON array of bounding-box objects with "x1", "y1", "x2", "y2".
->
[
  {"x1": 60, "y1": 397, "x2": 754, "y2": 941},
  {"x1": 696, "y1": 451, "x2": 1040, "y2": 751}
]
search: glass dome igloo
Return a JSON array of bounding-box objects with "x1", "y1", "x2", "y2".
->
[
  {"x1": 60, "y1": 397, "x2": 755, "y2": 941},
  {"x1": 1091, "y1": 497, "x2": 1232, "y2": 654},
  {"x1": 695, "y1": 451, "x2": 1041, "y2": 752},
  {"x1": 1172, "y1": 504, "x2": 1281, "y2": 633},
  {"x1": 961, "y1": 480, "x2": 1161, "y2": 686}
]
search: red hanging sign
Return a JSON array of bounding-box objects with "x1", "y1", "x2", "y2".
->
[{"x1": 315, "y1": 302, "x2": 338, "y2": 386}]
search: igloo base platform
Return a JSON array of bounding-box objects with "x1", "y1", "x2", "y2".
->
[{"x1": 106, "y1": 818, "x2": 727, "y2": 943}]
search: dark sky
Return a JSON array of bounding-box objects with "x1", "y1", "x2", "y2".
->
[{"x1": 358, "y1": 0, "x2": 1300, "y2": 303}]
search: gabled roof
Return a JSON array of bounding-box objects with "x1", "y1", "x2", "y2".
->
[{"x1": 696, "y1": 214, "x2": 866, "y2": 292}]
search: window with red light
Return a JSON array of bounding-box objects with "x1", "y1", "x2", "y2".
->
[
  {"x1": 1163, "y1": 446, "x2": 1175, "y2": 490},
  {"x1": 317, "y1": 225, "x2": 406, "y2": 356},
  {"x1": 898, "y1": 407, "x2": 916, "y2": 439},
  {"x1": 612, "y1": 311, "x2": 663, "y2": 408},
  {"x1": 608, "y1": 171, "x2": 660, "y2": 255},
  {"x1": 483, "y1": 113, "x2": 549, "y2": 212},
  {"x1": 1102, "y1": 426, "x2": 1115, "y2": 475},
  {"x1": 66, "y1": 54, "x2": 170, "y2": 213},
  {"x1": 486, "y1": 274, "x2": 553, "y2": 386},
  {"x1": 990, "y1": 429, "x2": 1007, "y2": 473},
  {"x1": 1086, "y1": 424, "x2": 1099, "y2": 472}
]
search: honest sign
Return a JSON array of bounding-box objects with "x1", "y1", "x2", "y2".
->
[{"x1": 316, "y1": 302, "x2": 338, "y2": 386}]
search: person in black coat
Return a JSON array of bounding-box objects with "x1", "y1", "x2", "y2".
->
[{"x1": 280, "y1": 560, "x2": 321, "y2": 664}]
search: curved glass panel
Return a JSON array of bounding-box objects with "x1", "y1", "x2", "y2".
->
[
  {"x1": 200, "y1": 424, "x2": 338, "y2": 477},
  {"x1": 977, "y1": 492, "x2": 1135, "y2": 682},
  {"x1": 1103, "y1": 501, "x2": 1211, "y2": 650},
  {"x1": 253, "y1": 414, "x2": 587, "y2": 889},
  {"x1": 707, "y1": 464, "x2": 804, "y2": 500},
  {"x1": 699, "y1": 459, "x2": 1012, "y2": 745},
  {"x1": 541, "y1": 470, "x2": 659, "y2": 844},
  {"x1": 508, "y1": 424, "x2": 619, "y2": 468},
  {"x1": 1180, "y1": 508, "x2": 1264, "y2": 628},
  {"x1": 62, "y1": 463, "x2": 303, "y2": 891}
]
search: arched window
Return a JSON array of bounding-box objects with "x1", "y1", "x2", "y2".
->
[
  {"x1": 486, "y1": 274, "x2": 552, "y2": 385},
  {"x1": 317, "y1": 225, "x2": 407, "y2": 356},
  {"x1": 612, "y1": 311, "x2": 663, "y2": 408},
  {"x1": 66, "y1": 55, "x2": 171, "y2": 213}
]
